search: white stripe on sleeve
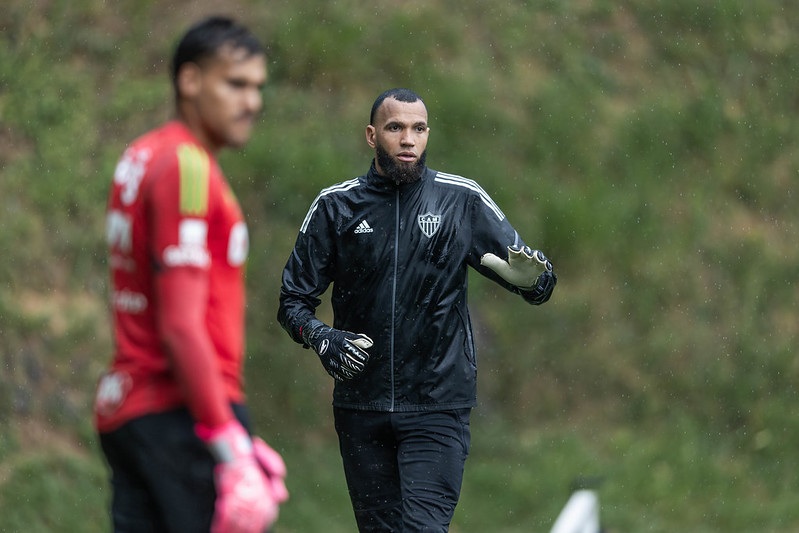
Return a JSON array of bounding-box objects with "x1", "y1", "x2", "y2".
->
[
  {"x1": 300, "y1": 178, "x2": 361, "y2": 234},
  {"x1": 434, "y1": 172, "x2": 505, "y2": 220}
]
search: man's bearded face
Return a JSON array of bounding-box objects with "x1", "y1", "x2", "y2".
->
[{"x1": 375, "y1": 141, "x2": 427, "y2": 184}]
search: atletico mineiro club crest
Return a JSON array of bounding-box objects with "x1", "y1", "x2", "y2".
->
[{"x1": 418, "y1": 212, "x2": 441, "y2": 238}]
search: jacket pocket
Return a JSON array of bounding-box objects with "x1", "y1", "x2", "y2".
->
[{"x1": 454, "y1": 305, "x2": 477, "y2": 369}]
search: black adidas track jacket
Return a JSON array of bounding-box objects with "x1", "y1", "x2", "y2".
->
[{"x1": 278, "y1": 162, "x2": 546, "y2": 412}]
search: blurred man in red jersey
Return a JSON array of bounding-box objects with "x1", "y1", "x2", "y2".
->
[{"x1": 95, "y1": 16, "x2": 287, "y2": 533}]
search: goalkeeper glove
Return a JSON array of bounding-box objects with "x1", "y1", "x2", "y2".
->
[
  {"x1": 520, "y1": 269, "x2": 557, "y2": 305},
  {"x1": 301, "y1": 319, "x2": 372, "y2": 381},
  {"x1": 196, "y1": 420, "x2": 284, "y2": 533},
  {"x1": 481, "y1": 245, "x2": 553, "y2": 288},
  {"x1": 252, "y1": 437, "x2": 289, "y2": 505}
]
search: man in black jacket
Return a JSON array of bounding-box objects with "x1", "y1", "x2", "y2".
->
[{"x1": 278, "y1": 88, "x2": 557, "y2": 532}]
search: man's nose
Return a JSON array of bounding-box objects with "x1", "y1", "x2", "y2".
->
[{"x1": 246, "y1": 88, "x2": 262, "y2": 113}]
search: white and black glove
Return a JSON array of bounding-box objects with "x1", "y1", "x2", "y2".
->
[
  {"x1": 301, "y1": 319, "x2": 373, "y2": 381},
  {"x1": 481, "y1": 245, "x2": 557, "y2": 305}
]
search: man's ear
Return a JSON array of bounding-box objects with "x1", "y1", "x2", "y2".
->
[
  {"x1": 365, "y1": 125, "x2": 376, "y2": 148},
  {"x1": 176, "y1": 62, "x2": 202, "y2": 100}
]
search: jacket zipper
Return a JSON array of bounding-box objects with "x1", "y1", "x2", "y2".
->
[{"x1": 389, "y1": 187, "x2": 400, "y2": 412}]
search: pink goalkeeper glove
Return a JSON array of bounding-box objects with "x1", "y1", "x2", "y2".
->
[
  {"x1": 252, "y1": 437, "x2": 289, "y2": 505},
  {"x1": 196, "y1": 420, "x2": 283, "y2": 533}
]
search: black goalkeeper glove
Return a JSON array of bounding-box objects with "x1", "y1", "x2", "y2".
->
[
  {"x1": 301, "y1": 319, "x2": 373, "y2": 381},
  {"x1": 520, "y1": 270, "x2": 557, "y2": 305}
]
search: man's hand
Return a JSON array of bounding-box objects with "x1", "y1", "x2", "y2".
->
[
  {"x1": 301, "y1": 320, "x2": 372, "y2": 381},
  {"x1": 196, "y1": 420, "x2": 284, "y2": 533},
  {"x1": 481, "y1": 245, "x2": 554, "y2": 289}
]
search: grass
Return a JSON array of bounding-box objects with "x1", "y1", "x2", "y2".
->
[{"x1": 4, "y1": 413, "x2": 799, "y2": 532}]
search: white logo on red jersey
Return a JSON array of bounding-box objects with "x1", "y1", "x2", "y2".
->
[
  {"x1": 227, "y1": 222, "x2": 249, "y2": 266},
  {"x1": 94, "y1": 371, "x2": 132, "y2": 416},
  {"x1": 114, "y1": 147, "x2": 152, "y2": 206},
  {"x1": 106, "y1": 209, "x2": 133, "y2": 253},
  {"x1": 163, "y1": 219, "x2": 210, "y2": 267},
  {"x1": 113, "y1": 289, "x2": 148, "y2": 313}
]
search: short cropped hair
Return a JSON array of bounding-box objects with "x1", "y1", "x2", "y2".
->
[
  {"x1": 171, "y1": 16, "x2": 264, "y2": 98},
  {"x1": 370, "y1": 88, "x2": 425, "y2": 125}
]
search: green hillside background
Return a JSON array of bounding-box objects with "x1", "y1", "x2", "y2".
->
[{"x1": 1, "y1": 0, "x2": 797, "y2": 531}]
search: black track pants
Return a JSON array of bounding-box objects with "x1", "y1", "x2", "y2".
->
[{"x1": 334, "y1": 407, "x2": 472, "y2": 532}]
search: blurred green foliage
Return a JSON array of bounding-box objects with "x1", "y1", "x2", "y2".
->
[{"x1": 1, "y1": 0, "x2": 798, "y2": 531}]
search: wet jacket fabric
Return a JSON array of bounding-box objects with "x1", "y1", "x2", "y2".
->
[{"x1": 278, "y1": 162, "x2": 540, "y2": 412}]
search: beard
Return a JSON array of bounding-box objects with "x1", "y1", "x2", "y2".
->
[{"x1": 375, "y1": 143, "x2": 427, "y2": 184}]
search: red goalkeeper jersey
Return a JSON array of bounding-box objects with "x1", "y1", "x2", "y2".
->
[{"x1": 95, "y1": 121, "x2": 249, "y2": 433}]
